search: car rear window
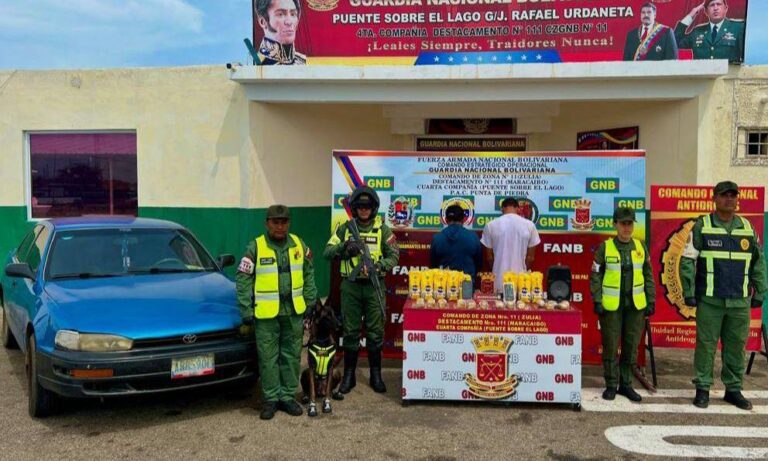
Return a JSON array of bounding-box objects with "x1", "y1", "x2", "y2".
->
[{"x1": 45, "y1": 228, "x2": 217, "y2": 280}]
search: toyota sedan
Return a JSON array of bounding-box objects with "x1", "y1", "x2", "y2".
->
[{"x1": 1, "y1": 217, "x2": 256, "y2": 417}]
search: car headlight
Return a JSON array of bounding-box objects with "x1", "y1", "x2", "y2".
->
[{"x1": 55, "y1": 330, "x2": 133, "y2": 352}]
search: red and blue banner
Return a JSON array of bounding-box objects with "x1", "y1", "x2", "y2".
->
[{"x1": 252, "y1": 0, "x2": 748, "y2": 66}]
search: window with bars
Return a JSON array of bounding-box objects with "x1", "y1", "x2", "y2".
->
[
  {"x1": 28, "y1": 132, "x2": 138, "y2": 219},
  {"x1": 734, "y1": 128, "x2": 768, "y2": 166},
  {"x1": 746, "y1": 130, "x2": 768, "y2": 156}
]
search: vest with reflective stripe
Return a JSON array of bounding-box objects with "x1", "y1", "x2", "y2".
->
[
  {"x1": 308, "y1": 343, "x2": 336, "y2": 378},
  {"x1": 602, "y1": 238, "x2": 648, "y2": 311},
  {"x1": 253, "y1": 234, "x2": 306, "y2": 319},
  {"x1": 696, "y1": 214, "x2": 755, "y2": 299},
  {"x1": 339, "y1": 223, "x2": 384, "y2": 277}
]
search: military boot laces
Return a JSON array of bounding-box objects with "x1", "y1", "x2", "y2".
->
[
  {"x1": 693, "y1": 389, "x2": 709, "y2": 409},
  {"x1": 339, "y1": 350, "x2": 358, "y2": 394},
  {"x1": 724, "y1": 391, "x2": 753, "y2": 411}
]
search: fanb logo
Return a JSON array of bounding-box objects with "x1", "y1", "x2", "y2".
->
[
  {"x1": 464, "y1": 335, "x2": 519, "y2": 400},
  {"x1": 387, "y1": 196, "x2": 414, "y2": 228}
]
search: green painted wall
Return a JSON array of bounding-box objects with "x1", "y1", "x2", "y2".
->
[
  {"x1": 0, "y1": 206, "x2": 33, "y2": 259},
  {"x1": 139, "y1": 206, "x2": 332, "y2": 297}
]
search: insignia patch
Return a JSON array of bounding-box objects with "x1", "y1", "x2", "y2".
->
[
  {"x1": 305, "y1": 247, "x2": 313, "y2": 260},
  {"x1": 706, "y1": 240, "x2": 723, "y2": 248},
  {"x1": 606, "y1": 256, "x2": 620, "y2": 264},
  {"x1": 365, "y1": 236, "x2": 378, "y2": 244},
  {"x1": 238, "y1": 257, "x2": 255, "y2": 274},
  {"x1": 386, "y1": 234, "x2": 397, "y2": 245},
  {"x1": 591, "y1": 261, "x2": 601, "y2": 273},
  {"x1": 259, "y1": 257, "x2": 276, "y2": 265},
  {"x1": 740, "y1": 238, "x2": 750, "y2": 251}
]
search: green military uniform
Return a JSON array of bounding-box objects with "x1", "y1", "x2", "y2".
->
[
  {"x1": 680, "y1": 213, "x2": 766, "y2": 392},
  {"x1": 325, "y1": 186, "x2": 400, "y2": 394},
  {"x1": 591, "y1": 237, "x2": 656, "y2": 390},
  {"x1": 324, "y1": 218, "x2": 399, "y2": 352},
  {"x1": 236, "y1": 223, "x2": 317, "y2": 406},
  {"x1": 674, "y1": 18, "x2": 745, "y2": 62}
]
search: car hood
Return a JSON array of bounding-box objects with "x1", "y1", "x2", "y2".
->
[{"x1": 44, "y1": 272, "x2": 241, "y2": 340}]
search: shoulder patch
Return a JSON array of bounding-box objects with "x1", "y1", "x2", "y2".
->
[
  {"x1": 305, "y1": 247, "x2": 313, "y2": 261},
  {"x1": 238, "y1": 257, "x2": 255, "y2": 274}
]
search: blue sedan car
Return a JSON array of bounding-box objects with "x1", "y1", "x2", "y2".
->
[{"x1": 1, "y1": 217, "x2": 256, "y2": 417}]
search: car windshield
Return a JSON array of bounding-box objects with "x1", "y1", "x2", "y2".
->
[{"x1": 45, "y1": 228, "x2": 217, "y2": 280}]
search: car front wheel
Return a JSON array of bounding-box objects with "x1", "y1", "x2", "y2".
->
[
  {"x1": 2, "y1": 300, "x2": 18, "y2": 349},
  {"x1": 26, "y1": 334, "x2": 58, "y2": 417}
]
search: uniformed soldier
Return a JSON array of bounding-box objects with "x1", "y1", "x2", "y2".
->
[
  {"x1": 674, "y1": 0, "x2": 745, "y2": 62},
  {"x1": 236, "y1": 204, "x2": 317, "y2": 420},
  {"x1": 324, "y1": 186, "x2": 400, "y2": 394},
  {"x1": 590, "y1": 207, "x2": 656, "y2": 402},
  {"x1": 680, "y1": 181, "x2": 767, "y2": 410}
]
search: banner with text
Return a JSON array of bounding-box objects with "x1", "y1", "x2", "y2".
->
[
  {"x1": 252, "y1": 0, "x2": 748, "y2": 65},
  {"x1": 649, "y1": 185, "x2": 765, "y2": 350},
  {"x1": 331, "y1": 150, "x2": 646, "y2": 364}
]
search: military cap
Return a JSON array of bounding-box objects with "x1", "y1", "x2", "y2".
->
[
  {"x1": 266, "y1": 204, "x2": 290, "y2": 220},
  {"x1": 612, "y1": 207, "x2": 637, "y2": 223},
  {"x1": 713, "y1": 181, "x2": 739, "y2": 196}
]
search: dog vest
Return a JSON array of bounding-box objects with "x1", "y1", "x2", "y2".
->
[{"x1": 308, "y1": 343, "x2": 336, "y2": 378}]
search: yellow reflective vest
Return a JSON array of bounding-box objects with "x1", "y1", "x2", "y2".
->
[
  {"x1": 253, "y1": 234, "x2": 306, "y2": 319},
  {"x1": 602, "y1": 238, "x2": 648, "y2": 311}
]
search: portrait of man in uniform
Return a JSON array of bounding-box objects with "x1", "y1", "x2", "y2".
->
[
  {"x1": 674, "y1": 0, "x2": 745, "y2": 63},
  {"x1": 255, "y1": 0, "x2": 307, "y2": 65},
  {"x1": 623, "y1": 2, "x2": 679, "y2": 61}
]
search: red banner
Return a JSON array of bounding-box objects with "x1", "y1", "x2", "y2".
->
[
  {"x1": 252, "y1": 0, "x2": 748, "y2": 65},
  {"x1": 378, "y1": 229, "x2": 606, "y2": 363},
  {"x1": 649, "y1": 185, "x2": 765, "y2": 350}
]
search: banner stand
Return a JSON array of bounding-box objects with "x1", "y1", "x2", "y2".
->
[{"x1": 746, "y1": 325, "x2": 768, "y2": 375}]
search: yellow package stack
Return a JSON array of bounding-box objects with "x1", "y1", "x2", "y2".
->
[
  {"x1": 447, "y1": 271, "x2": 461, "y2": 301},
  {"x1": 409, "y1": 269, "x2": 422, "y2": 300},
  {"x1": 531, "y1": 271, "x2": 544, "y2": 302},
  {"x1": 421, "y1": 270, "x2": 434, "y2": 301},
  {"x1": 434, "y1": 271, "x2": 446, "y2": 300},
  {"x1": 502, "y1": 272, "x2": 518, "y2": 304},
  {"x1": 518, "y1": 272, "x2": 531, "y2": 303}
]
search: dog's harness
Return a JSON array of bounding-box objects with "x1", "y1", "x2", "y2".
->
[{"x1": 308, "y1": 342, "x2": 336, "y2": 379}]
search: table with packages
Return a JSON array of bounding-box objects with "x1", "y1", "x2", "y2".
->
[{"x1": 401, "y1": 300, "x2": 582, "y2": 407}]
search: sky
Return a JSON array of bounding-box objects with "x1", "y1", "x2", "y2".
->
[{"x1": 0, "y1": 0, "x2": 766, "y2": 69}]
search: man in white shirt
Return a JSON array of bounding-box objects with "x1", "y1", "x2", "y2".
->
[{"x1": 481, "y1": 197, "x2": 541, "y2": 291}]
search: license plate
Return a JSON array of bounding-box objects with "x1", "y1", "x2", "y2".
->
[{"x1": 171, "y1": 354, "x2": 215, "y2": 379}]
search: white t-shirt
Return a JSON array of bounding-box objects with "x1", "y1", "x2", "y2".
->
[{"x1": 480, "y1": 213, "x2": 541, "y2": 291}]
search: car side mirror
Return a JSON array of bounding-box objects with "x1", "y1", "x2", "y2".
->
[
  {"x1": 5, "y1": 263, "x2": 35, "y2": 280},
  {"x1": 217, "y1": 254, "x2": 235, "y2": 269}
]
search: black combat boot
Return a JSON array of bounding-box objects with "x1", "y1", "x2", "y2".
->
[
  {"x1": 693, "y1": 388, "x2": 709, "y2": 408},
  {"x1": 617, "y1": 385, "x2": 642, "y2": 402},
  {"x1": 368, "y1": 347, "x2": 387, "y2": 393},
  {"x1": 724, "y1": 390, "x2": 753, "y2": 410},
  {"x1": 339, "y1": 349, "x2": 358, "y2": 394}
]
